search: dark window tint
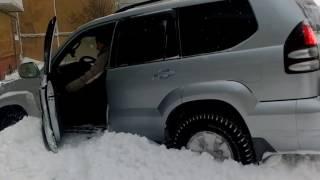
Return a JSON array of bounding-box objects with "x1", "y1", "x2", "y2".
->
[
  {"x1": 113, "y1": 12, "x2": 178, "y2": 67},
  {"x1": 179, "y1": 0, "x2": 258, "y2": 56},
  {"x1": 295, "y1": 0, "x2": 320, "y2": 31}
]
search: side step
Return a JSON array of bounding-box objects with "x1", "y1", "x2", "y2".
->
[
  {"x1": 261, "y1": 152, "x2": 320, "y2": 165},
  {"x1": 64, "y1": 125, "x2": 106, "y2": 134}
]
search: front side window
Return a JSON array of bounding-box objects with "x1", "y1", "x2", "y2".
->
[
  {"x1": 59, "y1": 36, "x2": 98, "y2": 65},
  {"x1": 59, "y1": 23, "x2": 114, "y2": 66},
  {"x1": 112, "y1": 11, "x2": 178, "y2": 67},
  {"x1": 51, "y1": 23, "x2": 115, "y2": 83},
  {"x1": 179, "y1": 0, "x2": 258, "y2": 56}
]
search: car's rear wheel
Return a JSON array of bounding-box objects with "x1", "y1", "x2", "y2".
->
[
  {"x1": 0, "y1": 106, "x2": 27, "y2": 131},
  {"x1": 171, "y1": 111, "x2": 256, "y2": 164}
]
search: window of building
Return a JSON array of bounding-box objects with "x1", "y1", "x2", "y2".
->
[
  {"x1": 112, "y1": 11, "x2": 178, "y2": 67},
  {"x1": 178, "y1": 0, "x2": 258, "y2": 56}
]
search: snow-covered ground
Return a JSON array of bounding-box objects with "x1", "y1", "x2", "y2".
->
[
  {"x1": 0, "y1": 71, "x2": 19, "y2": 86},
  {"x1": 0, "y1": 57, "x2": 43, "y2": 85},
  {"x1": 1, "y1": 117, "x2": 320, "y2": 180}
]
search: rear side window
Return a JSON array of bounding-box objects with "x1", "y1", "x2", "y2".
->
[
  {"x1": 178, "y1": 0, "x2": 258, "y2": 56},
  {"x1": 295, "y1": 0, "x2": 320, "y2": 31},
  {"x1": 112, "y1": 12, "x2": 178, "y2": 67}
]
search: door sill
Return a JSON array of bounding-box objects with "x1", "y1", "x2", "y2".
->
[{"x1": 64, "y1": 124, "x2": 106, "y2": 134}]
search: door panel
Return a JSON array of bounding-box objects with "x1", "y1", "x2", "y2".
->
[
  {"x1": 41, "y1": 16, "x2": 62, "y2": 152},
  {"x1": 107, "y1": 62, "x2": 181, "y2": 141},
  {"x1": 107, "y1": 11, "x2": 180, "y2": 141}
]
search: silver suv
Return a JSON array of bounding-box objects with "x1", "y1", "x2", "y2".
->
[{"x1": 3, "y1": 0, "x2": 320, "y2": 164}]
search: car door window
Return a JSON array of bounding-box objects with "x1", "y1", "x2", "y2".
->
[
  {"x1": 178, "y1": 0, "x2": 258, "y2": 56},
  {"x1": 111, "y1": 11, "x2": 179, "y2": 67},
  {"x1": 60, "y1": 37, "x2": 98, "y2": 65},
  {"x1": 56, "y1": 23, "x2": 115, "y2": 67}
]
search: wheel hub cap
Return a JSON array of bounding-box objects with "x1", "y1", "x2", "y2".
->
[{"x1": 187, "y1": 131, "x2": 233, "y2": 161}]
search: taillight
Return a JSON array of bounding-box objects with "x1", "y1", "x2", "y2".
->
[
  {"x1": 284, "y1": 21, "x2": 319, "y2": 74},
  {"x1": 302, "y1": 23, "x2": 318, "y2": 46}
]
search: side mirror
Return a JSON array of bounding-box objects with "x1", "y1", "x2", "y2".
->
[{"x1": 18, "y1": 62, "x2": 40, "y2": 79}]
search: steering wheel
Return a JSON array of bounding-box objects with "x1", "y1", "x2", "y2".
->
[{"x1": 79, "y1": 56, "x2": 96, "y2": 66}]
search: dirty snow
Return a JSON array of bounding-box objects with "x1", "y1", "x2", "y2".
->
[{"x1": 1, "y1": 117, "x2": 320, "y2": 180}]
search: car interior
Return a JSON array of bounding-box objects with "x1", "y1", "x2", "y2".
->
[{"x1": 50, "y1": 26, "x2": 114, "y2": 132}]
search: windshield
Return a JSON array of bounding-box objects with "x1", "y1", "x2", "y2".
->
[{"x1": 295, "y1": 0, "x2": 320, "y2": 31}]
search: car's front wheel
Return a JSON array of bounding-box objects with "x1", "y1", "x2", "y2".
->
[{"x1": 171, "y1": 112, "x2": 256, "y2": 164}]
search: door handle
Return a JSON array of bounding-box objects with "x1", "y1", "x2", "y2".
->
[{"x1": 153, "y1": 69, "x2": 176, "y2": 80}]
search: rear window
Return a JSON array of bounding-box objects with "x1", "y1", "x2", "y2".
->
[
  {"x1": 178, "y1": 0, "x2": 258, "y2": 57},
  {"x1": 295, "y1": 0, "x2": 320, "y2": 31}
]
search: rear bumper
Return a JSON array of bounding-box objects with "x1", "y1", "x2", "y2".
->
[
  {"x1": 247, "y1": 96, "x2": 320, "y2": 151},
  {"x1": 296, "y1": 96, "x2": 320, "y2": 133},
  {"x1": 296, "y1": 96, "x2": 320, "y2": 149},
  {"x1": 296, "y1": 96, "x2": 320, "y2": 114}
]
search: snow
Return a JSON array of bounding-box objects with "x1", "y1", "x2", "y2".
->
[
  {"x1": 0, "y1": 57, "x2": 43, "y2": 86},
  {"x1": 3, "y1": 71, "x2": 20, "y2": 82},
  {"x1": 21, "y1": 57, "x2": 44, "y2": 70},
  {"x1": 1, "y1": 116, "x2": 320, "y2": 180}
]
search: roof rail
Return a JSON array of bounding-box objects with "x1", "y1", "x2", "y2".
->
[{"x1": 116, "y1": 0, "x2": 163, "y2": 13}]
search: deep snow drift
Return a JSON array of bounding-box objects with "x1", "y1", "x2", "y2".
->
[{"x1": 1, "y1": 117, "x2": 320, "y2": 180}]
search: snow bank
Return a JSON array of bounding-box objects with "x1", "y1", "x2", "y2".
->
[
  {"x1": 1, "y1": 117, "x2": 320, "y2": 180},
  {"x1": 3, "y1": 71, "x2": 20, "y2": 82},
  {"x1": 0, "y1": 57, "x2": 43, "y2": 86}
]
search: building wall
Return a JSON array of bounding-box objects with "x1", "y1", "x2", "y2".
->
[
  {"x1": 18, "y1": 0, "x2": 54, "y2": 60},
  {"x1": 0, "y1": 0, "x2": 132, "y2": 79},
  {"x1": 0, "y1": 11, "x2": 19, "y2": 79},
  {"x1": 19, "y1": 0, "x2": 115, "y2": 61},
  {"x1": 0, "y1": 0, "x2": 126, "y2": 79}
]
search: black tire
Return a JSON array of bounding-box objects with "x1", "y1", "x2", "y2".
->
[
  {"x1": 41, "y1": 124, "x2": 51, "y2": 151},
  {"x1": 0, "y1": 106, "x2": 27, "y2": 131},
  {"x1": 171, "y1": 112, "x2": 256, "y2": 164}
]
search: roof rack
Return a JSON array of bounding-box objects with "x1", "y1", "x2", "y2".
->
[{"x1": 115, "y1": 0, "x2": 163, "y2": 13}]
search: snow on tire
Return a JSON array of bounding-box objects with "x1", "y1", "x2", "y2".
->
[{"x1": 172, "y1": 112, "x2": 256, "y2": 165}]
